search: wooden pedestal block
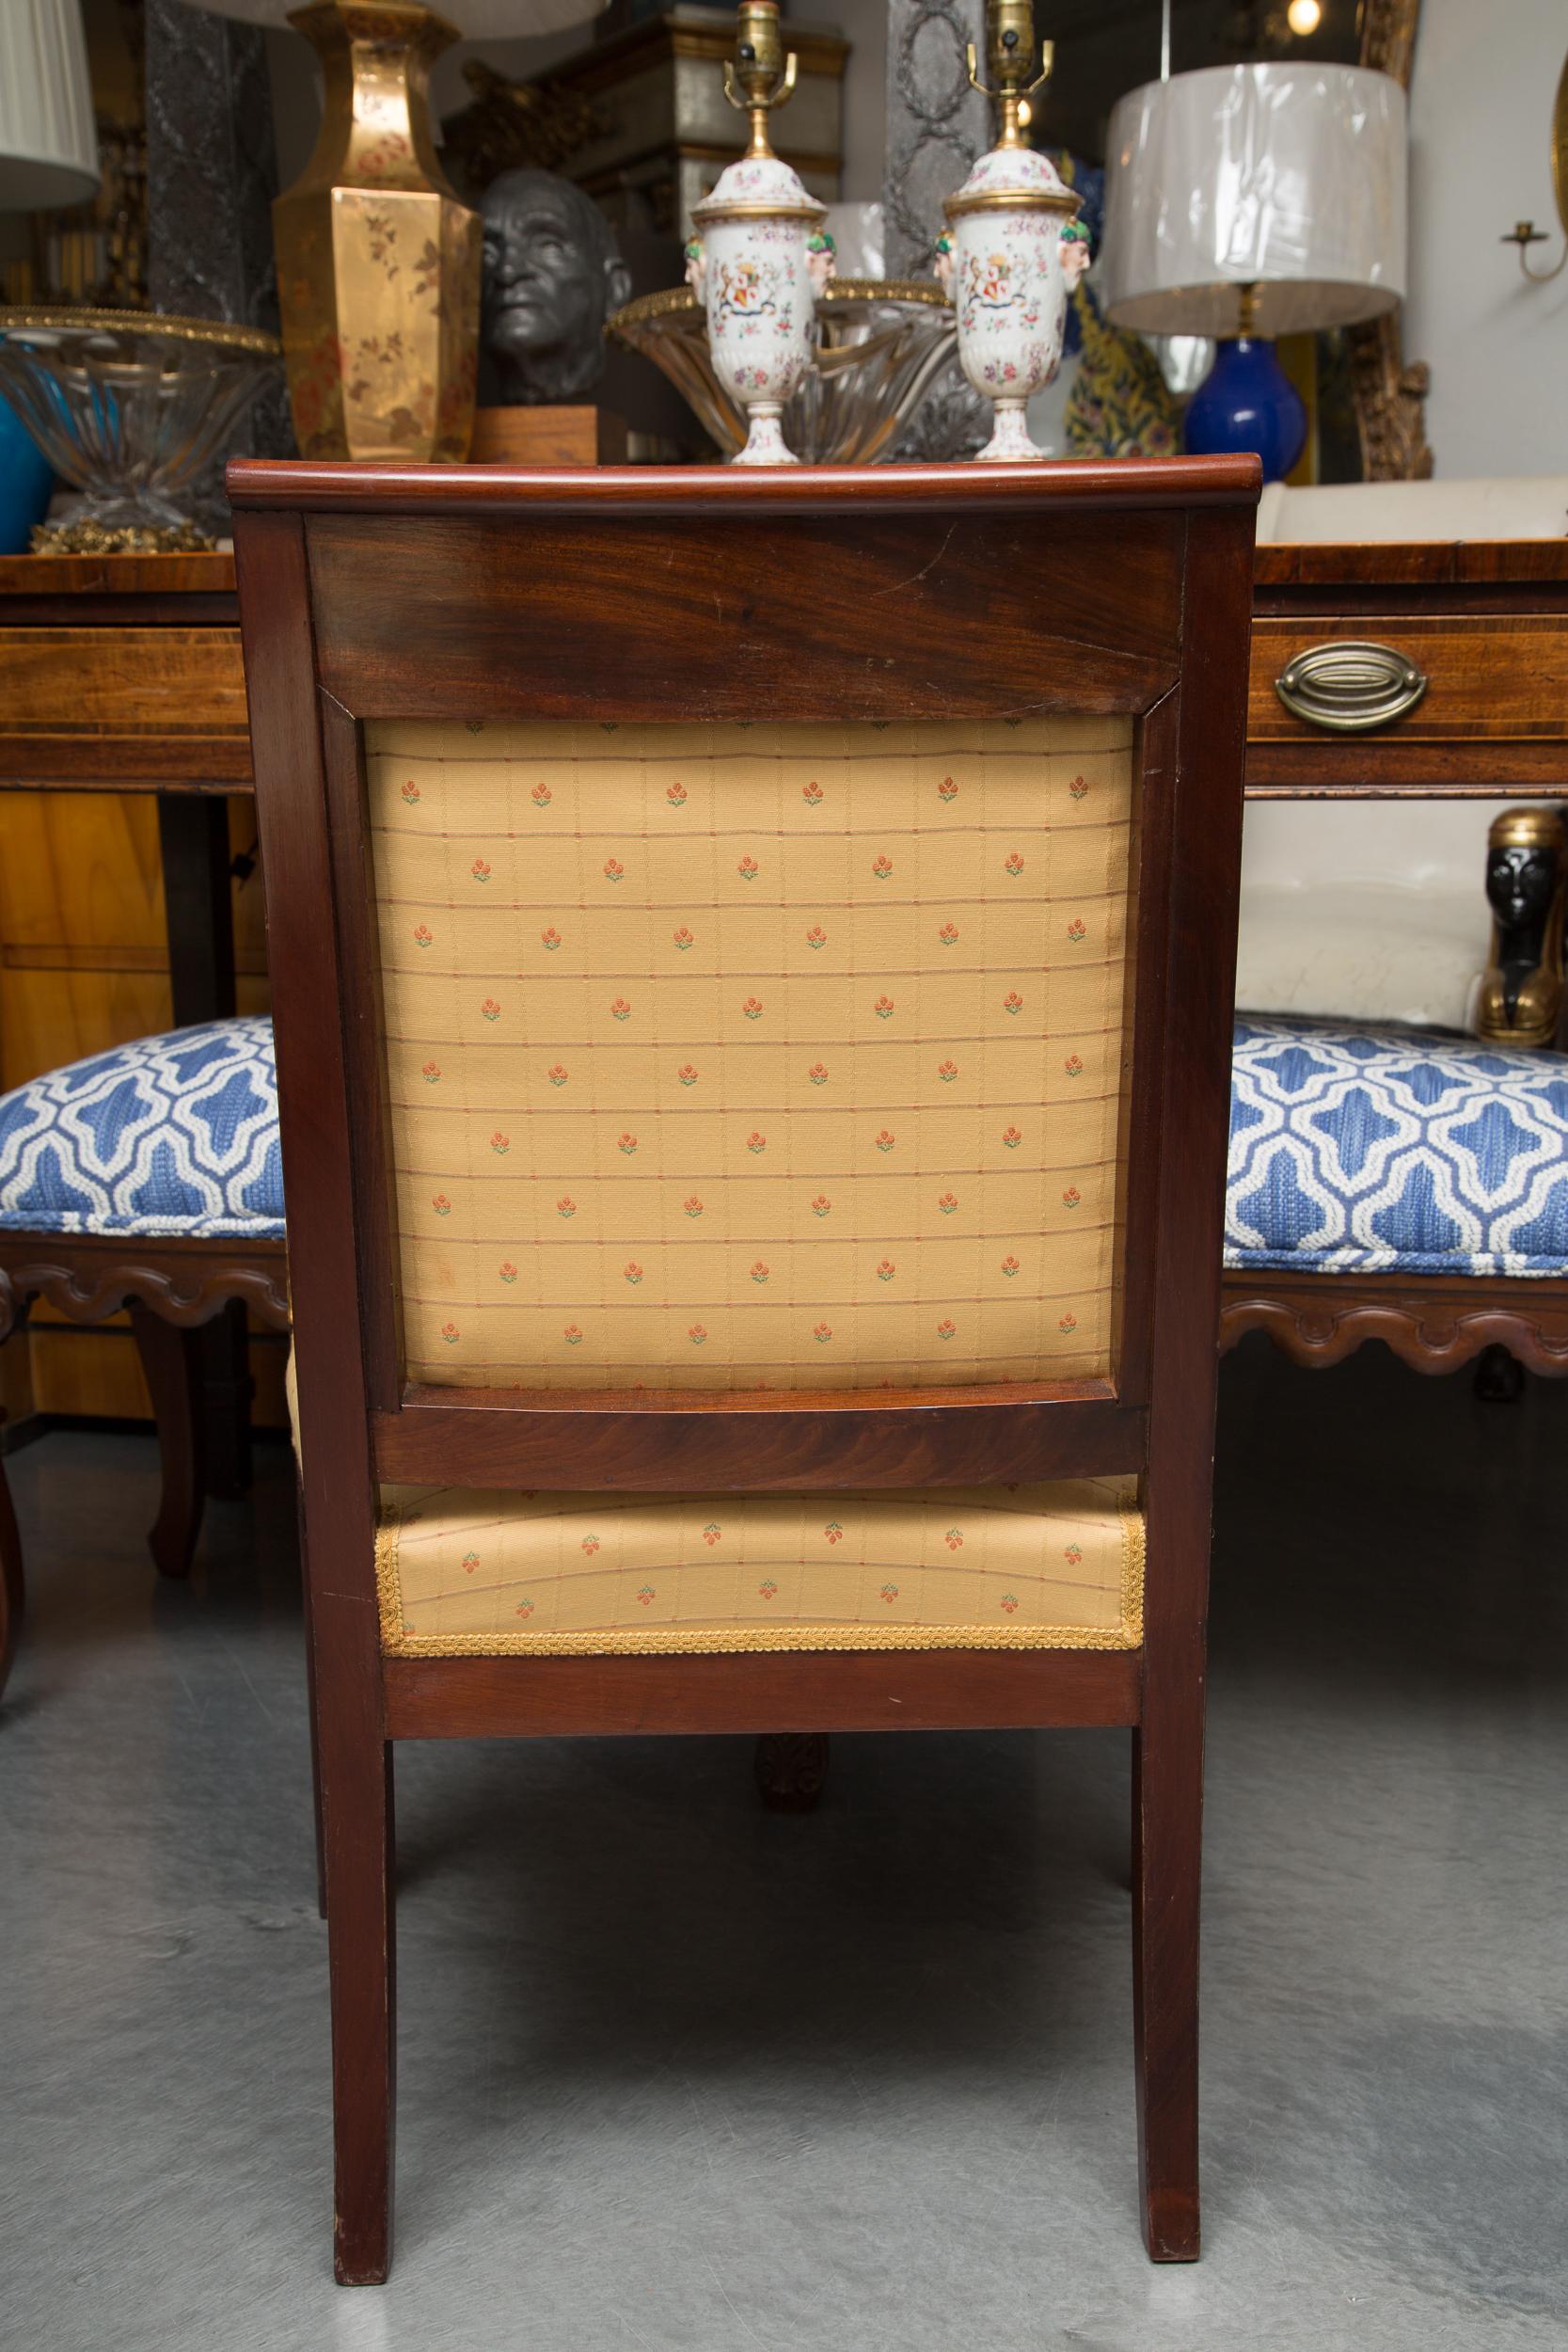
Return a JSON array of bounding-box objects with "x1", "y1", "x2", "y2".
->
[{"x1": 467, "y1": 405, "x2": 628, "y2": 468}]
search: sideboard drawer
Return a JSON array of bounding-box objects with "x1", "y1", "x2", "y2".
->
[
  {"x1": 0, "y1": 627, "x2": 252, "y2": 786},
  {"x1": 1246, "y1": 614, "x2": 1568, "y2": 794}
]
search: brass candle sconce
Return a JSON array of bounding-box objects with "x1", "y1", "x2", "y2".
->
[{"x1": 1500, "y1": 46, "x2": 1568, "y2": 282}]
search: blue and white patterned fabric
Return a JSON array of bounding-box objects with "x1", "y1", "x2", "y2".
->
[
  {"x1": 0, "y1": 1016, "x2": 283, "y2": 1238},
  {"x1": 1227, "y1": 1015, "x2": 1568, "y2": 1278}
]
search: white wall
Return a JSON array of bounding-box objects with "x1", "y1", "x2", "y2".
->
[
  {"x1": 832, "y1": 0, "x2": 886, "y2": 202},
  {"x1": 1406, "y1": 0, "x2": 1568, "y2": 478}
]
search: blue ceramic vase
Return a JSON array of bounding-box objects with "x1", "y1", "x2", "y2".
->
[{"x1": 0, "y1": 389, "x2": 53, "y2": 553}]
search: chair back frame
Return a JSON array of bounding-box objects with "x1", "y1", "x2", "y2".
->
[{"x1": 230, "y1": 457, "x2": 1257, "y2": 2279}]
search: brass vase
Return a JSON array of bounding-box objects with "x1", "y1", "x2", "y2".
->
[{"x1": 275, "y1": 1, "x2": 481, "y2": 462}]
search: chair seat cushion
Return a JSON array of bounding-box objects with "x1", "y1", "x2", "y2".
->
[
  {"x1": 0, "y1": 1016, "x2": 284, "y2": 1239},
  {"x1": 376, "y1": 1478, "x2": 1143, "y2": 1657},
  {"x1": 1227, "y1": 1015, "x2": 1568, "y2": 1278}
]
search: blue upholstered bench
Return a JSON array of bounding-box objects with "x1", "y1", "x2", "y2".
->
[
  {"x1": 1223, "y1": 1015, "x2": 1568, "y2": 1374},
  {"x1": 0, "y1": 1017, "x2": 290, "y2": 1692},
  {"x1": 0, "y1": 1016, "x2": 285, "y2": 1240}
]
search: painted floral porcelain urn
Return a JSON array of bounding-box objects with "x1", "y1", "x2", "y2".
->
[
  {"x1": 940, "y1": 1, "x2": 1085, "y2": 462},
  {"x1": 688, "y1": 2, "x2": 832, "y2": 466}
]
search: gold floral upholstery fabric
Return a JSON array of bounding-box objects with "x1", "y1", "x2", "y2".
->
[
  {"x1": 366, "y1": 716, "x2": 1135, "y2": 1391},
  {"x1": 377, "y1": 1477, "x2": 1143, "y2": 1656}
]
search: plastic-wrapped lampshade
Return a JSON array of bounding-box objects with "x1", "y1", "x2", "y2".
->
[
  {"x1": 0, "y1": 0, "x2": 98, "y2": 211},
  {"x1": 1101, "y1": 63, "x2": 1407, "y2": 340}
]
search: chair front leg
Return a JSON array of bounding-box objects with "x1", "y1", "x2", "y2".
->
[
  {"x1": 1132, "y1": 1690, "x2": 1204, "y2": 2262},
  {"x1": 294, "y1": 1477, "x2": 327, "y2": 1918},
  {"x1": 324, "y1": 1727, "x2": 397, "y2": 2283},
  {"x1": 130, "y1": 1305, "x2": 206, "y2": 1579}
]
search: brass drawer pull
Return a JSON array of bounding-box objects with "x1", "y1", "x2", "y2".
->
[{"x1": 1274, "y1": 640, "x2": 1429, "y2": 733}]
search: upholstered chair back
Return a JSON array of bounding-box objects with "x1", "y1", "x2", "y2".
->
[{"x1": 368, "y1": 716, "x2": 1135, "y2": 1397}]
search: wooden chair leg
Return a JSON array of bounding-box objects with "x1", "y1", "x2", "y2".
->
[
  {"x1": 1132, "y1": 1706, "x2": 1203, "y2": 2262},
  {"x1": 198, "y1": 1300, "x2": 254, "y2": 1501},
  {"x1": 325, "y1": 1732, "x2": 397, "y2": 2283},
  {"x1": 130, "y1": 1306, "x2": 206, "y2": 1579},
  {"x1": 295, "y1": 1478, "x2": 326, "y2": 1918},
  {"x1": 0, "y1": 1412, "x2": 24, "y2": 1702},
  {"x1": 754, "y1": 1731, "x2": 830, "y2": 1810},
  {"x1": 1474, "y1": 1343, "x2": 1525, "y2": 1403}
]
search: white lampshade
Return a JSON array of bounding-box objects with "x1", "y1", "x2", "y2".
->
[
  {"x1": 0, "y1": 0, "x2": 98, "y2": 212},
  {"x1": 1101, "y1": 63, "x2": 1407, "y2": 340},
  {"x1": 180, "y1": 0, "x2": 603, "y2": 34}
]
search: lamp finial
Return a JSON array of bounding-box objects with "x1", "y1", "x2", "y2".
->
[
  {"x1": 721, "y1": 2, "x2": 799, "y2": 161},
  {"x1": 966, "y1": 0, "x2": 1053, "y2": 151}
]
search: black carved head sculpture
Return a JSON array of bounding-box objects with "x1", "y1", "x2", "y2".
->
[
  {"x1": 1479, "y1": 807, "x2": 1568, "y2": 1046},
  {"x1": 480, "y1": 169, "x2": 632, "y2": 405},
  {"x1": 1486, "y1": 840, "x2": 1560, "y2": 939}
]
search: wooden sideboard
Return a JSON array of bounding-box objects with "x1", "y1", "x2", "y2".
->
[
  {"x1": 4, "y1": 534, "x2": 1568, "y2": 1418},
  {"x1": 0, "y1": 554, "x2": 265, "y2": 1430},
  {"x1": 9, "y1": 537, "x2": 1566, "y2": 801},
  {"x1": 1250, "y1": 539, "x2": 1568, "y2": 795}
]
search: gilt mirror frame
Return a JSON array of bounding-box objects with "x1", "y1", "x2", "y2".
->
[{"x1": 1353, "y1": 0, "x2": 1432, "y2": 480}]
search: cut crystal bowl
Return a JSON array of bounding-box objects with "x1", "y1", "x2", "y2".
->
[
  {"x1": 608, "y1": 278, "x2": 957, "y2": 467},
  {"x1": 0, "y1": 307, "x2": 281, "y2": 550}
]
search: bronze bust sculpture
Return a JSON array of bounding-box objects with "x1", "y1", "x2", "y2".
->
[
  {"x1": 1477, "y1": 807, "x2": 1567, "y2": 1048},
  {"x1": 480, "y1": 169, "x2": 632, "y2": 405}
]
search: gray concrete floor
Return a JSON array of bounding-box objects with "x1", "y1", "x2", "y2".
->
[{"x1": 0, "y1": 1341, "x2": 1564, "y2": 2351}]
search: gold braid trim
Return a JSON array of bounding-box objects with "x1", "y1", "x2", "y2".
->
[
  {"x1": 1118, "y1": 1501, "x2": 1145, "y2": 1648},
  {"x1": 376, "y1": 1510, "x2": 408, "y2": 1654},
  {"x1": 375, "y1": 1501, "x2": 1145, "y2": 1660}
]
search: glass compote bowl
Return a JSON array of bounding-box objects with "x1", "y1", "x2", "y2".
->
[
  {"x1": 608, "y1": 278, "x2": 957, "y2": 466},
  {"x1": 0, "y1": 308, "x2": 281, "y2": 552}
]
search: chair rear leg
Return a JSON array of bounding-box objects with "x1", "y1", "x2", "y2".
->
[
  {"x1": 130, "y1": 1307, "x2": 205, "y2": 1579},
  {"x1": 0, "y1": 1413, "x2": 23, "y2": 1701},
  {"x1": 1132, "y1": 1698, "x2": 1204, "y2": 2262},
  {"x1": 324, "y1": 1729, "x2": 396, "y2": 2284},
  {"x1": 754, "y1": 1731, "x2": 829, "y2": 1811},
  {"x1": 198, "y1": 1301, "x2": 254, "y2": 1501}
]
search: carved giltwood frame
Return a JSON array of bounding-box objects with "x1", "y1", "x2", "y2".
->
[{"x1": 1352, "y1": 0, "x2": 1432, "y2": 480}]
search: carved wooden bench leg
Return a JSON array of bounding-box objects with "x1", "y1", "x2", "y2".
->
[
  {"x1": 0, "y1": 1410, "x2": 23, "y2": 1702},
  {"x1": 1473, "y1": 1343, "x2": 1525, "y2": 1403},
  {"x1": 130, "y1": 1304, "x2": 206, "y2": 1580},
  {"x1": 754, "y1": 1732, "x2": 830, "y2": 1811}
]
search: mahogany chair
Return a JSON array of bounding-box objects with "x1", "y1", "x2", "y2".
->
[{"x1": 230, "y1": 453, "x2": 1258, "y2": 2284}]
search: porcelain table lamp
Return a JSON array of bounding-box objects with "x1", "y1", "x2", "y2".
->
[
  {"x1": 686, "y1": 2, "x2": 833, "y2": 466},
  {"x1": 1100, "y1": 62, "x2": 1407, "y2": 481},
  {"x1": 935, "y1": 0, "x2": 1085, "y2": 464}
]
